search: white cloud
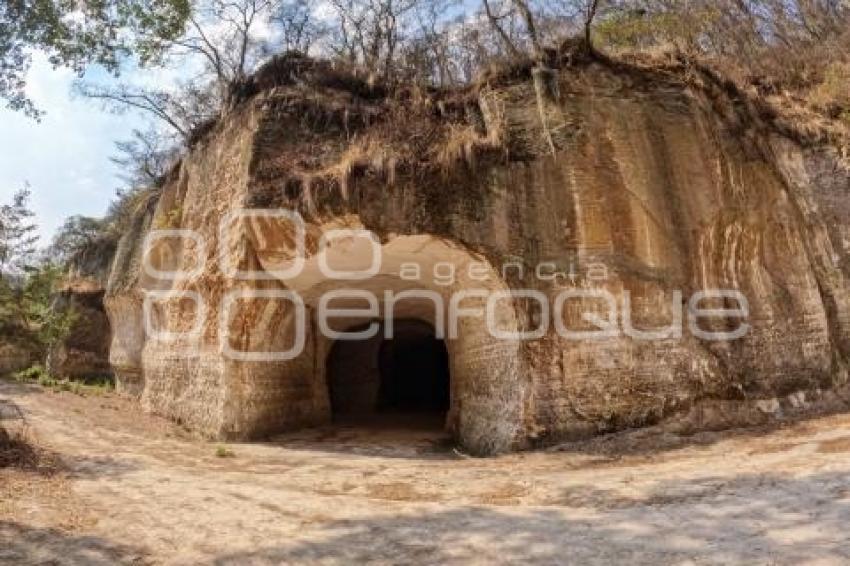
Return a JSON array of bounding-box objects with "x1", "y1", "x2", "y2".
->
[{"x1": 0, "y1": 54, "x2": 149, "y2": 244}]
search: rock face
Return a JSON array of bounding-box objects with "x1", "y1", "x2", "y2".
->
[
  {"x1": 0, "y1": 343, "x2": 34, "y2": 376},
  {"x1": 47, "y1": 287, "x2": 112, "y2": 380},
  {"x1": 104, "y1": 57, "x2": 850, "y2": 455},
  {"x1": 47, "y1": 239, "x2": 118, "y2": 380}
]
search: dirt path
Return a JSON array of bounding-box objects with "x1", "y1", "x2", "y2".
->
[{"x1": 2, "y1": 379, "x2": 850, "y2": 565}]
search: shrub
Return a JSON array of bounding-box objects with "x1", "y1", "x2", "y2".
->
[
  {"x1": 0, "y1": 264, "x2": 78, "y2": 360},
  {"x1": 215, "y1": 445, "x2": 235, "y2": 458},
  {"x1": 12, "y1": 364, "x2": 113, "y2": 395},
  {"x1": 13, "y1": 364, "x2": 50, "y2": 384}
]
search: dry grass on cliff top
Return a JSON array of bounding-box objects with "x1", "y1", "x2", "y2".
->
[
  {"x1": 199, "y1": 43, "x2": 850, "y2": 204},
  {"x1": 614, "y1": 48, "x2": 850, "y2": 154}
]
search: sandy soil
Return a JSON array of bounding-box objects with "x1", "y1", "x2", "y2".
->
[{"x1": 2, "y1": 379, "x2": 850, "y2": 565}]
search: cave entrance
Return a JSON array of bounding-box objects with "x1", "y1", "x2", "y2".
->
[{"x1": 327, "y1": 319, "x2": 450, "y2": 428}]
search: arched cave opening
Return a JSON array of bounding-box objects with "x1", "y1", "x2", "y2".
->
[{"x1": 326, "y1": 319, "x2": 450, "y2": 427}]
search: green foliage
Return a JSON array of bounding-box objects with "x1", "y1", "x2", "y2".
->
[
  {"x1": 215, "y1": 445, "x2": 235, "y2": 458},
  {"x1": 0, "y1": 263, "x2": 77, "y2": 352},
  {"x1": 11, "y1": 364, "x2": 114, "y2": 395},
  {"x1": 0, "y1": 187, "x2": 38, "y2": 273},
  {"x1": 12, "y1": 364, "x2": 50, "y2": 384},
  {"x1": 27, "y1": 265, "x2": 78, "y2": 349},
  {"x1": 0, "y1": 191, "x2": 76, "y2": 359},
  {"x1": 0, "y1": 0, "x2": 191, "y2": 117}
]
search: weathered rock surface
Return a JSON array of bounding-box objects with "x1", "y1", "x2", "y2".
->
[
  {"x1": 46, "y1": 287, "x2": 112, "y2": 380},
  {"x1": 103, "y1": 57, "x2": 850, "y2": 454},
  {"x1": 0, "y1": 342, "x2": 34, "y2": 376},
  {"x1": 45, "y1": 238, "x2": 118, "y2": 380}
]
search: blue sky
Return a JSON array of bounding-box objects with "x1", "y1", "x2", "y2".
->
[{"x1": 0, "y1": 54, "x2": 148, "y2": 244}]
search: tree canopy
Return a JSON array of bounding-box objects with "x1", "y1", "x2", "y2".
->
[
  {"x1": 0, "y1": 187, "x2": 38, "y2": 275},
  {"x1": 0, "y1": 0, "x2": 190, "y2": 117}
]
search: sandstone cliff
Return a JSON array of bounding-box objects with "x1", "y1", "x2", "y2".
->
[{"x1": 102, "y1": 52, "x2": 850, "y2": 455}]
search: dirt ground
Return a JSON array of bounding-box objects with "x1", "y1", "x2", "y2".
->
[{"x1": 2, "y1": 379, "x2": 850, "y2": 565}]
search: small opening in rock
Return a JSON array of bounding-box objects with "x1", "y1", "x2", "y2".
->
[
  {"x1": 378, "y1": 320, "x2": 450, "y2": 414},
  {"x1": 327, "y1": 319, "x2": 450, "y2": 427}
]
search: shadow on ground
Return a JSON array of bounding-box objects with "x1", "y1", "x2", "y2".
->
[
  {"x1": 211, "y1": 470, "x2": 850, "y2": 564},
  {"x1": 266, "y1": 419, "x2": 461, "y2": 461},
  {"x1": 0, "y1": 522, "x2": 150, "y2": 565}
]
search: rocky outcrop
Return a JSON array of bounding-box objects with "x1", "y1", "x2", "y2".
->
[
  {"x1": 0, "y1": 343, "x2": 34, "y2": 376},
  {"x1": 46, "y1": 287, "x2": 112, "y2": 379},
  {"x1": 103, "y1": 55, "x2": 850, "y2": 455},
  {"x1": 47, "y1": 235, "x2": 119, "y2": 380}
]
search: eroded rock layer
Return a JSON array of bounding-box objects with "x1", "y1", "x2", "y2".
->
[{"x1": 104, "y1": 58, "x2": 850, "y2": 454}]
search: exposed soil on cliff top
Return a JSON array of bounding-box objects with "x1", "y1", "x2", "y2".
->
[{"x1": 2, "y1": 378, "x2": 850, "y2": 564}]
